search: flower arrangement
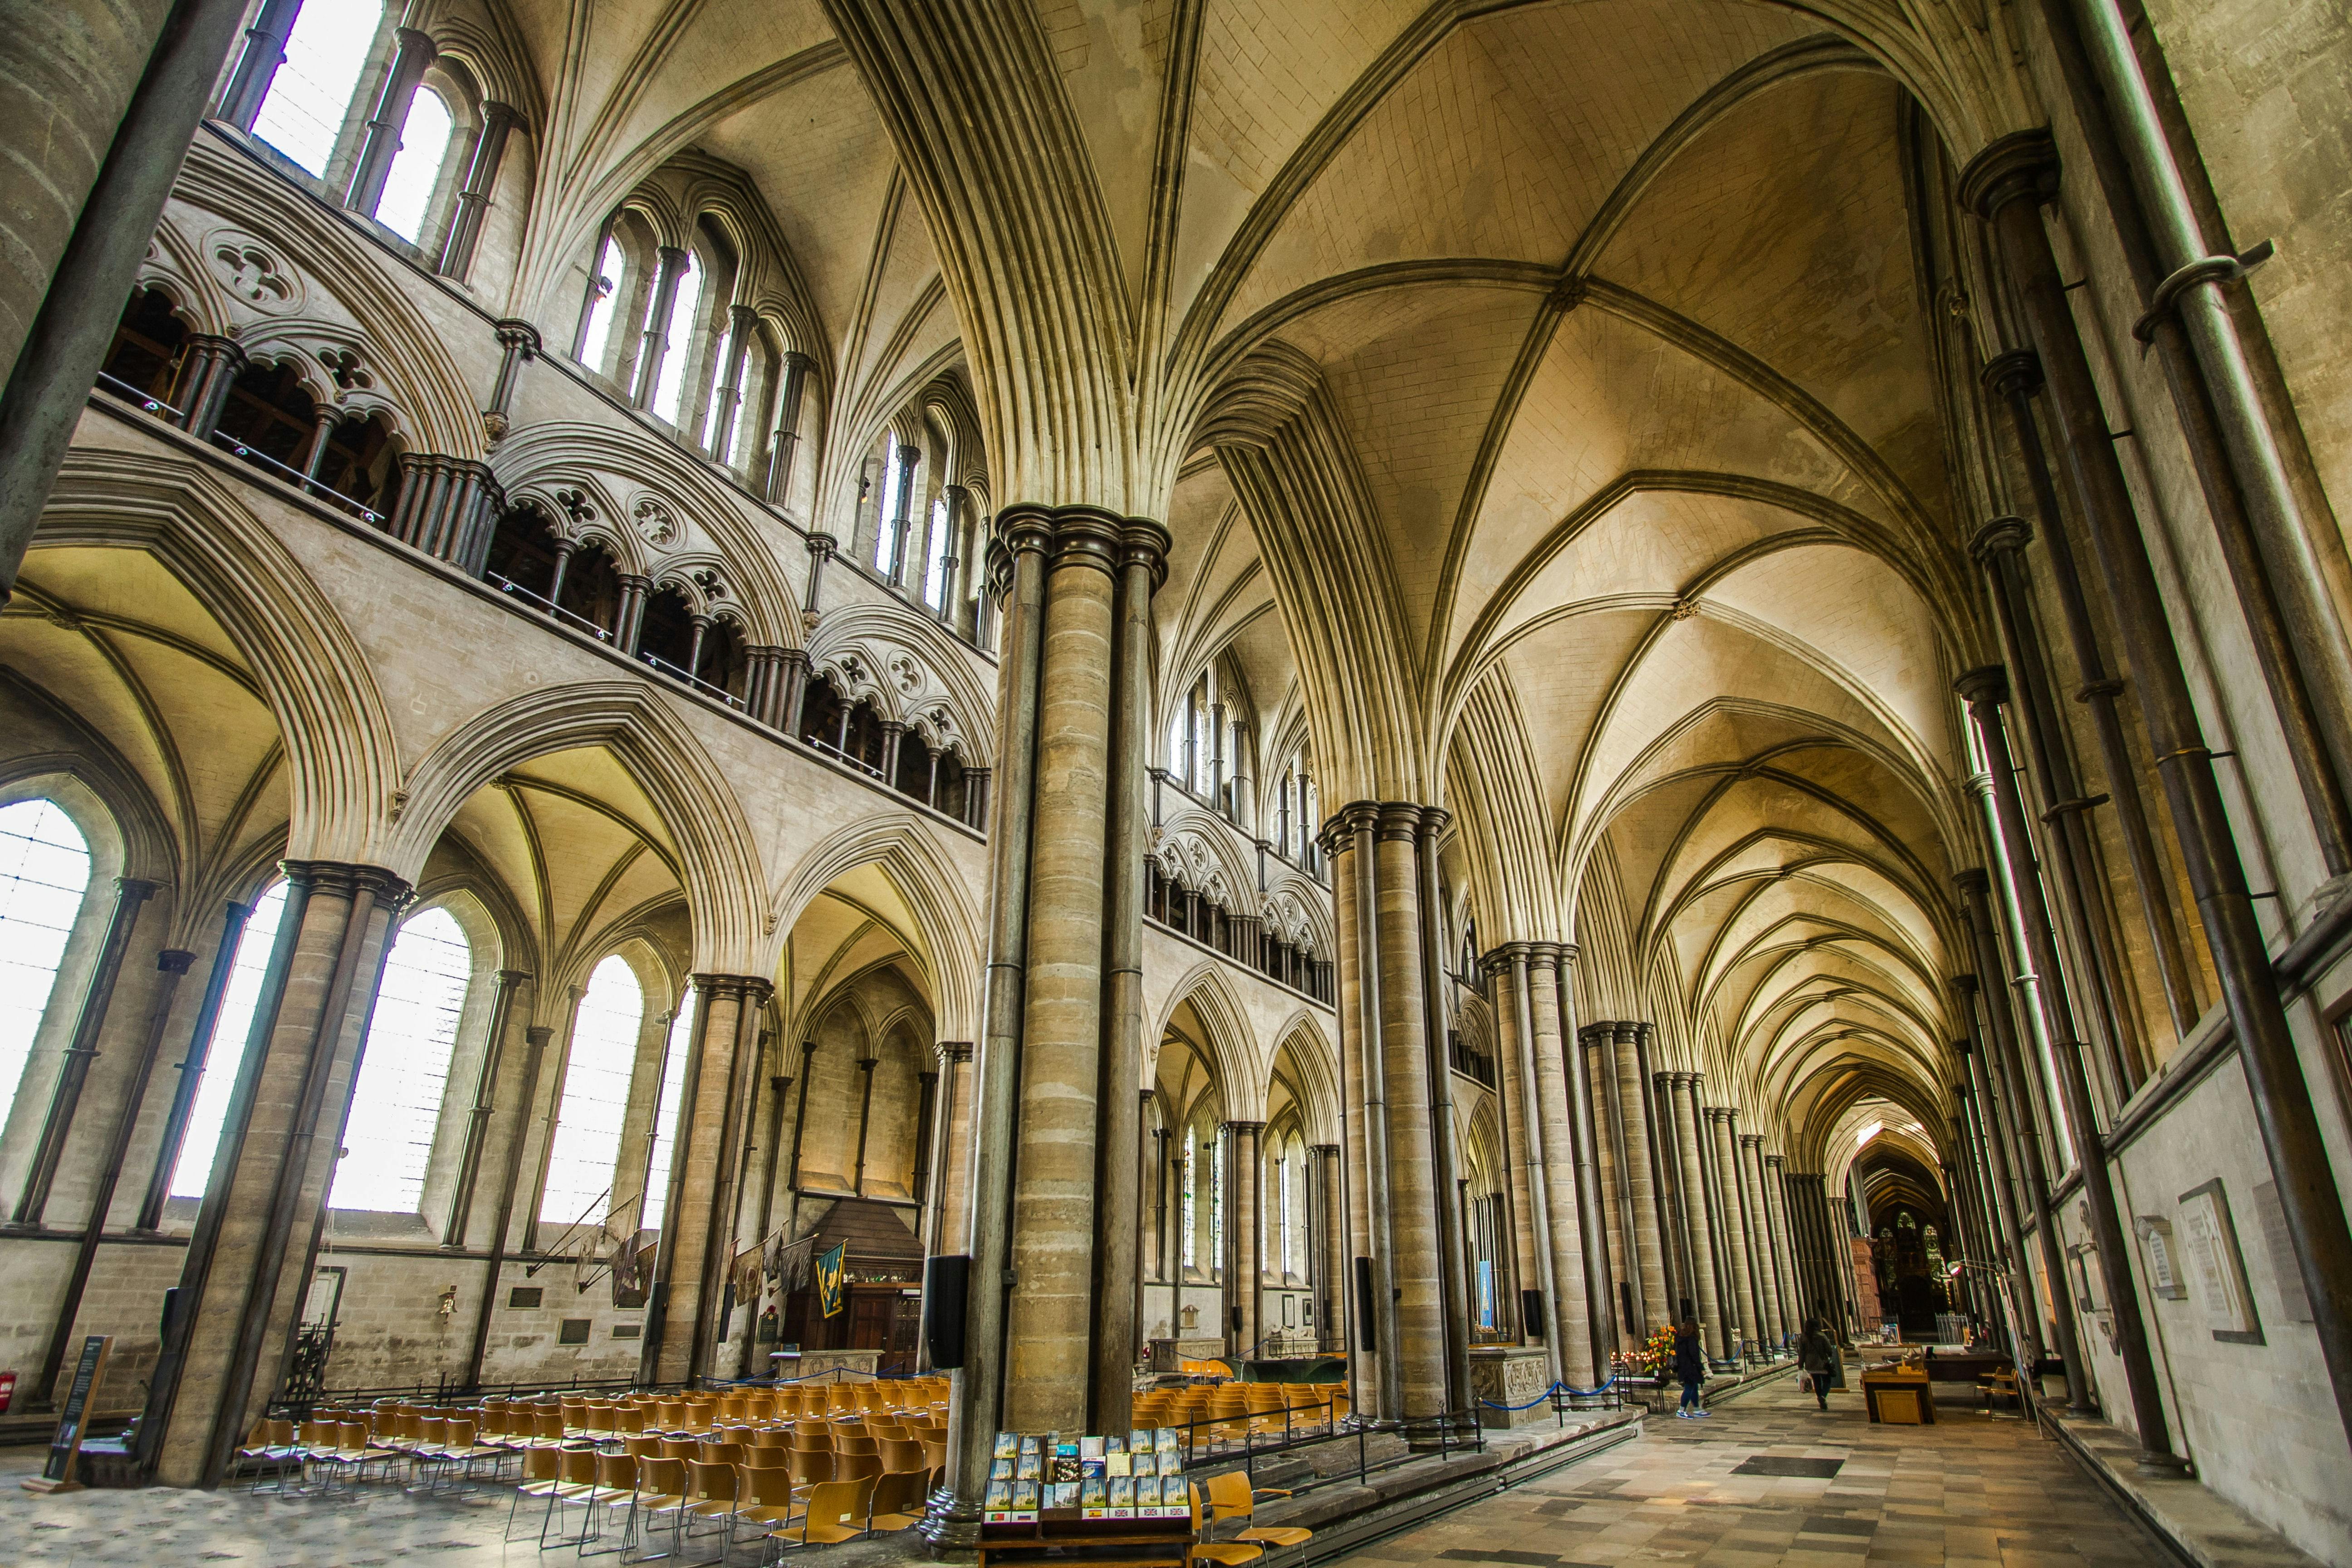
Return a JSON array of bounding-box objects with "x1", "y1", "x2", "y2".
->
[{"x1": 1638, "y1": 1322, "x2": 1679, "y2": 1377}]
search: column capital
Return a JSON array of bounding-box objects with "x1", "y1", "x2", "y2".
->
[
  {"x1": 654, "y1": 244, "x2": 690, "y2": 269},
  {"x1": 1764, "y1": 1152, "x2": 1785, "y2": 1168},
  {"x1": 805, "y1": 532, "x2": 838, "y2": 561},
  {"x1": 495, "y1": 967, "x2": 533, "y2": 987},
  {"x1": 1980, "y1": 347, "x2": 2043, "y2": 402},
  {"x1": 280, "y1": 860, "x2": 412, "y2": 910},
  {"x1": 726, "y1": 300, "x2": 759, "y2": 332},
  {"x1": 158, "y1": 948, "x2": 197, "y2": 975},
  {"x1": 1955, "y1": 127, "x2": 2058, "y2": 222},
  {"x1": 782, "y1": 350, "x2": 818, "y2": 373},
  {"x1": 615, "y1": 571, "x2": 653, "y2": 591},
  {"x1": 1952, "y1": 867, "x2": 1993, "y2": 900},
  {"x1": 1950, "y1": 971, "x2": 1981, "y2": 997},
  {"x1": 1740, "y1": 1131, "x2": 1764, "y2": 1148},
  {"x1": 1310, "y1": 1142, "x2": 1341, "y2": 1158},
  {"x1": 1220, "y1": 1119, "x2": 1267, "y2": 1135},
  {"x1": 1374, "y1": 801, "x2": 1424, "y2": 841},
  {"x1": 1119, "y1": 516, "x2": 1172, "y2": 590},
  {"x1": 1414, "y1": 804, "x2": 1451, "y2": 839},
  {"x1": 936, "y1": 1040, "x2": 974, "y2": 1064},
  {"x1": 1970, "y1": 516, "x2": 2033, "y2": 564},
  {"x1": 494, "y1": 318, "x2": 541, "y2": 356},
  {"x1": 1611, "y1": 1019, "x2": 1640, "y2": 1043},
  {"x1": 1953, "y1": 663, "x2": 2009, "y2": 708}
]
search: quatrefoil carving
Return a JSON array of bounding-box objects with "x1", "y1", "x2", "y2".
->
[{"x1": 213, "y1": 244, "x2": 292, "y2": 306}]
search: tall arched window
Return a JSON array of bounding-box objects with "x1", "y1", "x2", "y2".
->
[
  {"x1": 1179, "y1": 1133, "x2": 1197, "y2": 1270},
  {"x1": 640, "y1": 995, "x2": 696, "y2": 1231},
  {"x1": 578, "y1": 233, "x2": 626, "y2": 369},
  {"x1": 874, "y1": 435, "x2": 908, "y2": 575},
  {"x1": 251, "y1": 0, "x2": 387, "y2": 176},
  {"x1": 328, "y1": 906, "x2": 471, "y2": 1212},
  {"x1": 375, "y1": 85, "x2": 453, "y2": 243},
  {"x1": 171, "y1": 881, "x2": 291, "y2": 1198},
  {"x1": 923, "y1": 496, "x2": 951, "y2": 608},
  {"x1": 0, "y1": 801, "x2": 93, "y2": 1132},
  {"x1": 540, "y1": 956, "x2": 644, "y2": 1226},
  {"x1": 649, "y1": 250, "x2": 705, "y2": 423}
]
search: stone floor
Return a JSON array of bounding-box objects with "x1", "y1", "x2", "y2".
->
[
  {"x1": 0, "y1": 1380, "x2": 2161, "y2": 1567},
  {"x1": 1327, "y1": 1377, "x2": 2163, "y2": 1568}
]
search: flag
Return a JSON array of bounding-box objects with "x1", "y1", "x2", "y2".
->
[{"x1": 817, "y1": 1242, "x2": 848, "y2": 1319}]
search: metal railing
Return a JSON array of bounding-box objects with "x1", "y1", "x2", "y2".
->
[
  {"x1": 487, "y1": 571, "x2": 616, "y2": 642},
  {"x1": 97, "y1": 371, "x2": 389, "y2": 529},
  {"x1": 638, "y1": 649, "x2": 746, "y2": 710},
  {"x1": 1153, "y1": 1395, "x2": 1486, "y2": 1499}
]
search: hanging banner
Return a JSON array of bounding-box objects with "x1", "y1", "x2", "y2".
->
[{"x1": 817, "y1": 1242, "x2": 848, "y2": 1318}]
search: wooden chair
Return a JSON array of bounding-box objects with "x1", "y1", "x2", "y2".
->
[
  {"x1": 237, "y1": 1418, "x2": 299, "y2": 1493},
  {"x1": 538, "y1": 1445, "x2": 605, "y2": 1549},
  {"x1": 507, "y1": 1446, "x2": 568, "y2": 1541},
  {"x1": 1202, "y1": 1470, "x2": 1312, "y2": 1547},
  {"x1": 625, "y1": 1455, "x2": 692, "y2": 1562},
  {"x1": 780, "y1": 1476, "x2": 878, "y2": 1547},
  {"x1": 697, "y1": 1440, "x2": 747, "y2": 1467},
  {"x1": 785, "y1": 1446, "x2": 834, "y2": 1499},
  {"x1": 833, "y1": 1451, "x2": 882, "y2": 1483},
  {"x1": 1187, "y1": 1481, "x2": 1264, "y2": 1566},
  {"x1": 577, "y1": 1451, "x2": 639, "y2": 1557},
  {"x1": 878, "y1": 1437, "x2": 928, "y2": 1475},
  {"x1": 867, "y1": 1468, "x2": 929, "y2": 1532},
  {"x1": 729, "y1": 1462, "x2": 802, "y2": 1554},
  {"x1": 681, "y1": 1458, "x2": 740, "y2": 1546},
  {"x1": 919, "y1": 1437, "x2": 946, "y2": 1473}
]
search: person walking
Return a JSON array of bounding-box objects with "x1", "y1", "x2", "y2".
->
[
  {"x1": 1673, "y1": 1318, "x2": 1708, "y2": 1419},
  {"x1": 1798, "y1": 1318, "x2": 1839, "y2": 1411}
]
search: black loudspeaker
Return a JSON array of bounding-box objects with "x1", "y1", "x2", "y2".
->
[
  {"x1": 1521, "y1": 1289, "x2": 1545, "y2": 1338},
  {"x1": 924, "y1": 1254, "x2": 970, "y2": 1369},
  {"x1": 1231, "y1": 1307, "x2": 1243, "y2": 1332},
  {"x1": 1353, "y1": 1257, "x2": 1377, "y2": 1351}
]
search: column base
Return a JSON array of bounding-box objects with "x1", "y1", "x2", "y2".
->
[{"x1": 919, "y1": 1484, "x2": 984, "y2": 1551}]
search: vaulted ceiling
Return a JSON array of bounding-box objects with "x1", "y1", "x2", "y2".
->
[{"x1": 452, "y1": 0, "x2": 2029, "y2": 1148}]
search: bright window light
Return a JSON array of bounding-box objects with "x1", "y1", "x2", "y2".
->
[
  {"x1": 874, "y1": 437, "x2": 903, "y2": 573},
  {"x1": 923, "y1": 496, "x2": 951, "y2": 607},
  {"x1": 699, "y1": 326, "x2": 734, "y2": 449},
  {"x1": 329, "y1": 906, "x2": 471, "y2": 1212},
  {"x1": 1855, "y1": 1119, "x2": 1884, "y2": 1148},
  {"x1": 540, "y1": 955, "x2": 644, "y2": 1227},
  {"x1": 375, "y1": 85, "x2": 452, "y2": 242},
  {"x1": 650, "y1": 250, "x2": 703, "y2": 422},
  {"x1": 172, "y1": 882, "x2": 291, "y2": 1198},
  {"x1": 640, "y1": 997, "x2": 695, "y2": 1231},
  {"x1": 251, "y1": 0, "x2": 386, "y2": 176},
  {"x1": 0, "y1": 800, "x2": 92, "y2": 1133},
  {"x1": 579, "y1": 235, "x2": 624, "y2": 369}
]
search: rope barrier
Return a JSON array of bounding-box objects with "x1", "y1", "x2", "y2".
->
[{"x1": 1477, "y1": 1373, "x2": 1617, "y2": 1410}]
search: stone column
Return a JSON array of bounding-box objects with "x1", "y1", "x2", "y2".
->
[
  {"x1": 1313, "y1": 1143, "x2": 1343, "y2": 1350},
  {"x1": 1671, "y1": 1074, "x2": 1726, "y2": 1357},
  {"x1": 629, "y1": 247, "x2": 689, "y2": 408},
  {"x1": 438, "y1": 101, "x2": 519, "y2": 280},
  {"x1": 1607, "y1": 1022, "x2": 1667, "y2": 1336},
  {"x1": 1480, "y1": 952, "x2": 1529, "y2": 1343},
  {"x1": 1087, "y1": 519, "x2": 1159, "y2": 1433},
  {"x1": 1493, "y1": 947, "x2": 1562, "y2": 1384},
  {"x1": 1567, "y1": 1025, "x2": 1616, "y2": 1369},
  {"x1": 639, "y1": 975, "x2": 771, "y2": 1383},
  {"x1": 1959, "y1": 666, "x2": 2180, "y2": 1462},
  {"x1": 345, "y1": 27, "x2": 437, "y2": 217},
  {"x1": 0, "y1": 0, "x2": 253, "y2": 602},
  {"x1": 27, "y1": 945, "x2": 193, "y2": 1407},
  {"x1": 174, "y1": 335, "x2": 245, "y2": 438},
  {"x1": 886, "y1": 444, "x2": 921, "y2": 588},
  {"x1": 1530, "y1": 946, "x2": 1597, "y2": 1385},
  {"x1": 439, "y1": 967, "x2": 530, "y2": 1247},
  {"x1": 765, "y1": 352, "x2": 815, "y2": 506},
  {"x1": 1762, "y1": 1153, "x2": 1800, "y2": 1333},
  {"x1": 9, "y1": 875, "x2": 157, "y2": 1224},
  {"x1": 1731, "y1": 1128, "x2": 1778, "y2": 1354},
  {"x1": 1981, "y1": 351, "x2": 2198, "y2": 1037},
  {"x1": 1371, "y1": 803, "x2": 1448, "y2": 1430},
  {"x1": 613, "y1": 573, "x2": 652, "y2": 654},
  {"x1": 938, "y1": 485, "x2": 970, "y2": 622},
  {"x1": 1707, "y1": 1110, "x2": 1757, "y2": 1351},
  {"x1": 1327, "y1": 803, "x2": 1397, "y2": 1425},
  {"x1": 706, "y1": 303, "x2": 758, "y2": 463},
  {"x1": 1965, "y1": 131, "x2": 2352, "y2": 1443},
  {"x1": 138, "y1": 897, "x2": 255, "y2": 1232},
  {"x1": 1954, "y1": 1005, "x2": 2045, "y2": 1384},
  {"x1": 463, "y1": 1017, "x2": 551, "y2": 1387},
  {"x1": 138, "y1": 861, "x2": 410, "y2": 1486},
  {"x1": 1222, "y1": 1121, "x2": 1264, "y2": 1359},
  {"x1": 217, "y1": 0, "x2": 302, "y2": 129},
  {"x1": 1955, "y1": 868, "x2": 2092, "y2": 1412},
  {"x1": 1414, "y1": 809, "x2": 1473, "y2": 1427}
]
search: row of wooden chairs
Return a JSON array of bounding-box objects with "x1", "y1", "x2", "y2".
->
[
  {"x1": 1133, "y1": 1382, "x2": 1348, "y2": 1450},
  {"x1": 512, "y1": 1446, "x2": 941, "y2": 1562}
]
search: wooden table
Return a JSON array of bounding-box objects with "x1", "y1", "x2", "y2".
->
[
  {"x1": 1859, "y1": 1367, "x2": 1936, "y2": 1425},
  {"x1": 979, "y1": 1518, "x2": 1198, "y2": 1568}
]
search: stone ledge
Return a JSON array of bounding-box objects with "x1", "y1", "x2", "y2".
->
[{"x1": 2049, "y1": 1412, "x2": 2323, "y2": 1568}]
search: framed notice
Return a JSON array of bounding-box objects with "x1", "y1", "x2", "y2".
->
[
  {"x1": 2176, "y1": 1180, "x2": 2262, "y2": 1344},
  {"x1": 2134, "y1": 1216, "x2": 2188, "y2": 1300},
  {"x1": 23, "y1": 1335, "x2": 111, "y2": 1494}
]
